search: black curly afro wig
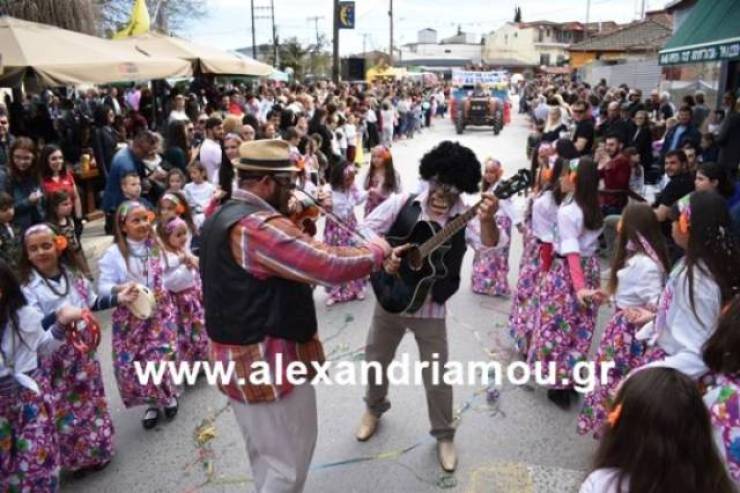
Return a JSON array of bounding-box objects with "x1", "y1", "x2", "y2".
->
[{"x1": 418, "y1": 141, "x2": 482, "y2": 194}]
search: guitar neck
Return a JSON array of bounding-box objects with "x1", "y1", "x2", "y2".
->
[{"x1": 417, "y1": 200, "x2": 481, "y2": 258}]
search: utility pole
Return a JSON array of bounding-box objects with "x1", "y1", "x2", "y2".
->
[
  {"x1": 308, "y1": 16, "x2": 323, "y2": 48},
  {"x1": 585, "y1": 0, "x2": 591, "y2": 39},
  {"x1": 271, "y1": 0, "x2": 278, "y2": 67},
  {"x1": 389, "y1": 0, "x2": 394, "y2": 65},
  {"x1": 251, "y1": 0, "x2": 257, "y2": 58},
  {"x1": 362, "y1": 33, "x2": 370, "y2": 55},
  {"x1": 640, "y1": 0, "x2": 647, "y2": 19},
  {"x1": 332, "y1": 0, "x2": 339, "y2": 82},
  {"x1": 255, "y1": 2, "x2": 278, "y2": 66}
]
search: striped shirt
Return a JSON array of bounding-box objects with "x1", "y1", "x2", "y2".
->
[{"x1": 209, "y1": 188, "x2": 385, "y2": 403}]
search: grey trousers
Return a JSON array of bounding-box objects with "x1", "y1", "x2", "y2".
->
[
  {"x1": 231, "y1": 383, "x2": 317, "y2": 493},
  {"x1": 363, "y1": 303, "x2": 455, "y2": 440}
]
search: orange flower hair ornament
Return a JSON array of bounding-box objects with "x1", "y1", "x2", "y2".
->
[
  {"x1": 607, "y1": 403, "x2": 623, "y2": 428},
  {"x1": 162, "y1": 193, "x2": 186, "y2": 216},
  {"x1": 53, "y1": 234, "x2": 68, "y2": 253},
  {"x1": 677, "y1": 195, "x2": 691, "y2": 235},
  {"x1": 569, "y1": 158, "x2": 580, "y2": 185}
]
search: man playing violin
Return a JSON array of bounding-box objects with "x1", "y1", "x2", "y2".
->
[
  {"x1": 357, "y1": 141, "x2": 505, "y2": 472},
  {"x1": 200, "y1": 139, "x2": 403, "y2": 493}
]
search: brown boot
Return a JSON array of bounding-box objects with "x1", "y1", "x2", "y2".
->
[
  {"x1": 437, "y1": 439, "x2": 457, "y2": 472},
  {"x1": 355, "y1": 411, "x2": 379, "y2": 441}
]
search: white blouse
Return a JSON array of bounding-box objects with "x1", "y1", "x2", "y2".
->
[
  {"x1": 497, "y1": 196, "x2": 523, "y2": 226},
  {"x1": 162, "y1": 251, "x2": 198, "y2": 293},
  {"x1": 637, "y1": 259, "x2": 721, "y2": 379},
  {"x1": 98, "y1": 239, "x2": 159, "y2": 298},
  {"x1": 614, "y1": 253, "x2": 665, "y2": 309},
  {"x1": 531, "y1": 190, "x2": 558, "y2": 243},
  {"x1": 465, "y1": 213, "x2": 510, "y2": 252},
  {"x1": 23, "y1": 269, "x2": 96, "y2": 316},
  {"x1": 0, "y1": 305, "x2": 63, "y2": 392},
  {"x1": 579, "y1": 469, "x2": 628, "y2": 493},
  {"x1": 331, "y1": 185, "x2": 367, "y2": 220},
  {"x1": 553, "y1": 198, "x2": 603, "y2": 257}
]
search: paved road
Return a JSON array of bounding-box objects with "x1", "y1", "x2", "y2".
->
[{"x1": 66, "y1": 108, "x2": 602, "y2": 493}]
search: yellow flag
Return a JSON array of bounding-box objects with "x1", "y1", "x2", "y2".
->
[{"x1": 113, "y1": 0, "x2": 151, "y2": 39}]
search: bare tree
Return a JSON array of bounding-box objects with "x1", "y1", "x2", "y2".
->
[{"x1": 1, "y1": 0, "x2": 98, "y2": 34}]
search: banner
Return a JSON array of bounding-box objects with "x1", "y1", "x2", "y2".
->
[
  {"x1": 338, "y1": 2, "x2": 355, "y2": 30},
  {"x1": 451, "y1": 70, "x2": 508, "y2": 86}
]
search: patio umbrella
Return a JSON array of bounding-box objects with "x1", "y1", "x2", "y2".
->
[
  {"x1": 116, "y1": 31, "x2": 273, "y2": 77},
  {"x1": 0, "y1": 16, "x2": 192, "y2": 87}
]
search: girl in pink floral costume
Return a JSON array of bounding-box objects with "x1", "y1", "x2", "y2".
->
[
  {"x1": 98, "y1": 201, "x2": 181, "y2": 430},
  {"x1": 19, "y1": 224, "x2": 137, "y2": 475},
  {"x1": 157, "y1": 216, "x2": 208, "y2": 367},
  {"x1": 509, "y1": 144, "x2": 559, "y2": 357},
  {"x1": 703, "y1": 295, "x2": 740, "y2": 484},
  {"x1": 324, "y1": 161, "x2": 367, "y2": 305},
  {"x1": 527, "y1": 157, "x2": 603, "y2": 410},
  {"x1": 576, "y1": 204, "x2": 669, "y2": 437},
  {"x1": 363, "y1": 145, "x2": 401, "y2": 216},
  {"x1": 469, "y1": 158, "x2": 522, "y2": 297},
  {"x1": 0, "y1": 259, "x2": 86, "y2": 491}
]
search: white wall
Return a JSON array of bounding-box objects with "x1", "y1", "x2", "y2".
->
[{"x1": 401, "y1": 42, "x2": 482, "y2": 63}]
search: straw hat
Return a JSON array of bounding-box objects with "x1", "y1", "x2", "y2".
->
[
  {"x1": 129, "y1": 284, "x2": 156, "y2": 320},
  {"x1": 233, "y1": 139, "x2": 301, "y2": 173}
]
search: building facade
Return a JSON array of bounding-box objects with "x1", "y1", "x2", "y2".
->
[
  {"x1": 400, "y1": 28, "x2": 483, "y2": 65},
  {"x1": 483, "y1": 21, "x2": 618, "y2": 67}
]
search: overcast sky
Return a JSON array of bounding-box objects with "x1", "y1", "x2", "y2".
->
[{"x1": 184, "y1": 0, "x2": 673, "y2": 55}]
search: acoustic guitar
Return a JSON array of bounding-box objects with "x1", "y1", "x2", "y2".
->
[{"x1": 371, "y1": 169, "x2": 532, "y2": 314}]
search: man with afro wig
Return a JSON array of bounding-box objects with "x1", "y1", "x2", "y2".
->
[{"x1": 356, "y1": 141, "x2": 505, "y2": 472}]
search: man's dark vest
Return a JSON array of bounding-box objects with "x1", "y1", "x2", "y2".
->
[
  {"x1": 386, "y1": 194, "x2": 467, "y2": 305},
  {"x1": 200, "y1": 200, "x2": 318, "y2": 345}
]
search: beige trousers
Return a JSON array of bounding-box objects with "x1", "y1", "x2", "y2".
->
[{"x1": 363, "y1": 303, "x2": 455, "y2": 440}]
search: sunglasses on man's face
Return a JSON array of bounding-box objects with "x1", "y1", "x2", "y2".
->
[{"x1": 271, "y1": 174, "x2": 297, "y2": 189}]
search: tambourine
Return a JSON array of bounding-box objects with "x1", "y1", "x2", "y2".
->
[
  {"x1": 67, "y1": 309, "x2": 101, "y2": 354},
  {"x1": 129, "y1": 284, "x2": 156, "y2": 320}
]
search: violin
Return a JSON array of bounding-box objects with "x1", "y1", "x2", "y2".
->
[{"x1": 289, "y1": 189, "x2": 323, "y2": 237}]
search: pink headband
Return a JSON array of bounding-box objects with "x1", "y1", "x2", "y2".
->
[
  {"x1": 23, "y1": 223, "x2": 55, "y2": 240},
  {"x1": 164, "y1": 216, "x2": 187, "y2": 235}
]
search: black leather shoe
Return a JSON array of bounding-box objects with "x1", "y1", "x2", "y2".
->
[
  {"x1": 164, "y1": 397, "x2": 178, "y2": 420},
  {"x1": 142, "y1": 407, "x2": 160, "y2": 429},
  {"x1": 547, "y1": 389, "x2": 572, "y2": 410}
]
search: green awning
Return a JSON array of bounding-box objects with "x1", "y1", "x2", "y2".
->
[{"x1": 659, "y1": 0, "x2": 740, "y2": 65}]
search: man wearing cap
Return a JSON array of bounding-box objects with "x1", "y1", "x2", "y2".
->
[
  {"x1": 200, "y1": 139, "x2": 397, "y2": 493},
  {"x1": 355, "y1": 141, "x2": 503, "y2": 473}
]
